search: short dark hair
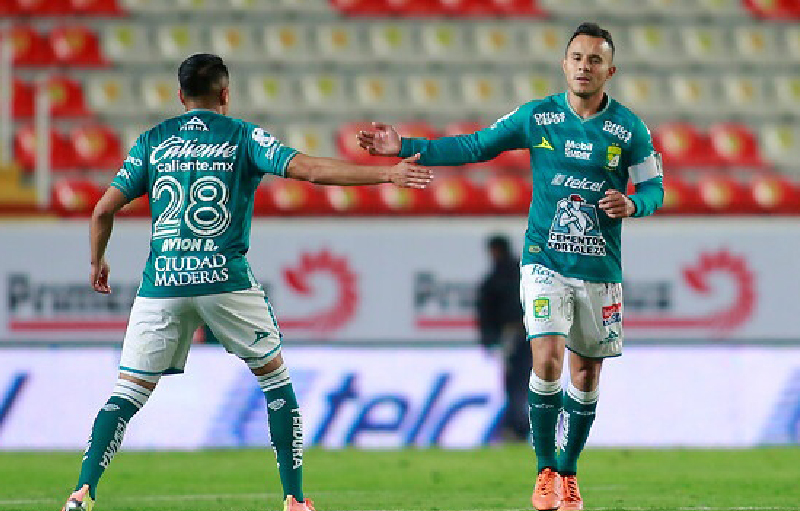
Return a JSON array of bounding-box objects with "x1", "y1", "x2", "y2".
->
[
  {"x1": 178, "y1": 53, "x2": 229, "y2": 98},
  {"x1": 566, "y1": 22, "x2": 615, "y2": 58}
]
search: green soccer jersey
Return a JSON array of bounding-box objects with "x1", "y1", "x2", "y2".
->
[
  {"x1": 111, "y1": 110, "x2": 297, "y2": 298},
  {"x1": 400, "y1": 92, "x2": 664, "y2": 283}
]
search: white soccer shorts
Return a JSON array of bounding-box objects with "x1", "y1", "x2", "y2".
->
[
  {"x1": 520, "y1": 263, "x2": 623, "y2": 359},
  {"x1": 118, "y1": 287, "x2": 282, "y2": 379}
]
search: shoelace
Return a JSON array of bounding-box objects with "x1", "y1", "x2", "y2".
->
[
  {"x1": 304, "y1": 498, "x2": 317, "y2": 511},
  {"x1": 563, "y1": 478, "x2": 581, "y2": 501},
  {"x1": 535, "y1": 470, "x2": 558, "y2": 495}
]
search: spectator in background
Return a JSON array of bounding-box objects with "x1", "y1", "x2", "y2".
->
[{"x1": 477, "y1": 234, "x2": 531, "y2": 442}]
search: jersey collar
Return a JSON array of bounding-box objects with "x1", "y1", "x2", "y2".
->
[{"x1": 561, "y1": 92, "x2": 613, "y2": 123}]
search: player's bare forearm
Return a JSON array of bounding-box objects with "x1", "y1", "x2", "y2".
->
[
  {"x1": 89, "y1": 187, "x2": 130, "y2": 293},
  {"x1": 286, "y1": 153, "x2": 431, "y2": 188}
]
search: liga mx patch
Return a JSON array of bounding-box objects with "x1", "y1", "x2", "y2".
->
[{"x1": 602, "y1": 303, "x2": 621, "y2": 326}]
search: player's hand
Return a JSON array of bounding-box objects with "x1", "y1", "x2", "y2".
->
[
  {"x1": 389, "y1": 154, "x2": 433, "y2": 189},
  {"x1": 357, "y1": 122, "x2": 402, "y2": 156},
  {"x1": 91, "y1": 258, "x2": 111, "y2": 294},
  {"x1": 599, "y1": 189, "x2": 636, "y2": 218}
]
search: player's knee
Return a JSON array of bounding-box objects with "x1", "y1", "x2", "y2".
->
[
  {"x1": 111, "y1": 374, "x2": 156, "y2": 411},
  {"x1": 249, "y1": 353, "x2": 284, "y2": 377}
]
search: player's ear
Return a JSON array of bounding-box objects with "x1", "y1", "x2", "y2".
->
[
  {"x1": 179, "y1": 89, "x2": 186, "y2": 107},
  {"x1": 607, "y1": 65, "x2": 617, "y2": 80},
  {"x1": 220, "y1": 86, "x2": 230, "y2": 107}
]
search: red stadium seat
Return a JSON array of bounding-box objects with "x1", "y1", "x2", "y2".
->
[
  {"x1": 262, "y1": 179, "x2": 329, "y2": 216},
  {"x1": 0, "y1": 1, "x2": 20, "y2": 15},
  {"x1": 708, "y1": 122, "x2": 765, "y2": 169},
  {"x1": 485, "y1": 174, "x2": 531, "y2": 214},
  {"x1": 14, "y1": 0, "x2": 72, "y2": 15},
  {"x1": 439, "y1": 0, "x2": 500, "y2": 17},
  {"x1": 335, "y1": 121, "x2": 401, "y2": 165},
  {"x1": 47, "y1": 75, "x2": 90, "y2": 118},
  {"x1": 4, "y1": 25, "x2": 55, "y2": 67},
  {"x1": 328, "y1": 0, "x2": 395, "y2": 16},
  {"x1": 377, "y1": 182, "x2": 435, "y2": 215},
  {"x1": 392, "y1": 0, "x2": 446, "y2": 16},
  {"x1": 696, "y1": 173, "x2": 758, "y2": 214},
  {"x1": 69, "y1": 0, "x2": 124, "y2": 16},
  {"x1": 322, "y1": 185, "x2": 385, "y2": 215},
  {"x1": 490, "y1": 0, "x2": 544, "y2": 16},
  {"x1": 659, "y1": 175, "x2": 704, "y2": 215},
  {"x1": 70, "y1": 124, "x2": 123, "y2": 169},
  {"x1": 51, "y1": 178, "x2": 103, "y2": 217},
  {"x1": 652, "y1": 122, "x2": 722, "y2": 169},
  {"x1": 49, "y1": 25, "x2": 107, "y2": 67},
  {"x1": 429, "y1": 175, "x2": 489, "y2": 215},
  {"x1": 11, "y1": 78, "x2": 34, "y2": 119},
  {"x1": 14, "y1": 125, "x2": 80, "y2": 171},
  {"x1": 743, "y1": 0, "x2": 800, "y2": 19},
  {"x1": 748, "y1": 174, "x2": 800, "y2": 214}
]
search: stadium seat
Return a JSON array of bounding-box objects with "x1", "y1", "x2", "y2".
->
[
  {"x1": 85, "y1": 74, "x2": 136, "y2": 116},
  {"x1": 430, "y1": 176, "x2": 489, "y2": 215},
  {"x1": 669, "y1": 75, "x2": 721, "y2": 118},
  {"x1": 681, "y1": 26, "x2": 727, "y2": 64},
  {"x1": 315, "y1": 23, "x2": 362, "y2": 63},
  {"x1": 323, "y1": 185, "x2": 384, "y2": 216},
  {"x1": 438, "y1": 0, "x2": 498, "y2": 17},
  {"x1": 264, "y1": 24, "x2": 312, "y2": 64},
  {"x1": 141, "y1": 74, "x2": 183, "y2": 115},
  {"x1": 721, "y1": 75, "x2": 770, "y2": 116},
  {"x1": 536, "y1": 0, "x2": 597, "y2": 17},
  {"x1": 275, "y1": 0, "x2": 332, "y2": 15},
  {"x1": 743, "y1": 0, "x2": 800, "y2": 19},
  {"x1": 228, "y1": 0, "x2": 275, "y2": 12},
  {"x1": 521, "y1": 23, "x2": 570, "y2": 63},
  {"x1": 101, "y1": 24, "x2": 153, "y2": 63},
  {"x1": 210, "y1": 25, "x2": 258, "y2": 62},
  {"x1": 459, "y1": 74, "x2": 511, "y2": 117},
  {"x1": 5, "y1": 25, "x2": 55, "y2": 67},
  {"x1": 749, "y1": 174, "x2": 799, "y2": 214},
  {"x1": 70, "y1": 124, "x2": 123, "y2": 170},
  {"x1": 377, "y1": 182, "x2": 435, "y2": 215},
  {"x1": 614, "y1": 75, "x2": 671, "y2": 116},
  {"x1": 491, "y1": 0, "x2": 545, "y2": 16},
  {"x1": 46, "y1": 75, "x2": 90, "y2": 118},
  {"x1": 368, "y1": 23, "x2": 418, "y2": 64},
  {"x1": 511, "y1": 72, "x2": 559, "y2": 104},
  {"x1": 658, "y1": 175, "x2": 704, "y2": 215},
  {"x1": 696, "y1": 173, "x2": 758, "y2": 214},
  {"x1": 708, "y1": 122, "x2": 765, "y2": 169},
  {"x1": 696, "y1": 0, "x2": 747, "y2": 18},
  {"x1": 645, "y1": 0, "x2": 703, "y2": 18},
  {"x1": 284, "y1": 123, "x2": 337, "y2": 158},
  {"x1": 485, "y1": 174, "x2": 531, "y2": 214},
  {"x1": 773, "y1": 76, "x2": 800, "y2": 115},
  {"x1": 10, "y1": 78, "x2": 34, "y2": 119},
  {"x1": 472, "y1": 23, "x2": 520, "y2": 64},
  {"x1": 117, "y1": 0, "x2": 174, "y2": 13},
  {"x1": 120, "y1": 124, "x2": 150, "y2": 153},
  {"x1": 14, "y1": 125, "x2": 79, "y2": 171},
  {"x1": 262, "y1": 178, "x2": 329, "y2": 216},
  {"x1": 734, "y1": 25, "x2": 779, "y2": 64},
  {"x1": 420, "y1": 23, "x2": 469, "y2": 63},
  {"x1": 353, "y1": 74, "x2": 403, "y2": 114},
  {"x1": 49, "y1": 25, "x2": 107, "y2": 67},
  {"x1": 627, "y1": 25, "x2": 680, "y2": 67},
  {"x1": 595, "y1": 0, "x2": 651, "y2": 18},
  {"x1": 69, "y1": 0, "x2": 124, "y2": 16},
  {"x1": 405, "y1": 75, "x2": 456, "y2": 115},
  {"x1": 174, "y1": 0, "x2": 226, "y2": 10},
  {"x1": 758, "y1": 124, "x2": 800, "y2": 171},
  {"x1": 785, "y1": 26, "x2": 800, "y2": 61},
  {"x1": 300, "y1": 75, "x2": 350, "y2": 114},
  {"x1": 652, "y1": 122, "x2": 721, "y2": 169},
  {"x1": 13, "y1": 0, "x2": 72, "y2": 15},
  {"x1": 157, "y1": 24, "x2": 205, "y2": 62},
  {"x1": 247, "y1": 75, "x2": 298, "y2": 115},
  {"x1": 51, "y1": 178, "x2": 103, "y2": 217},
  {"x1": 392, "y1": 0, "x2": 446, "y2": 16},
  {"x1": 329, "y1": 0, "x2": 394, "y2": 16}
]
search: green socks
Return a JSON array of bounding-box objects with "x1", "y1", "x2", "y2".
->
[
  {"x1": 259, "y1": 366, "x2": 304, "y2": 501},
  {"x1": 76, "y1": 396, "x2": 140, "y2": 499},
  {"x1": 527, "y1": 372, "x2": 563, "y2": 472},
  {"x1": 558, "y1": 383, "x2": 599, "y2": 476}
]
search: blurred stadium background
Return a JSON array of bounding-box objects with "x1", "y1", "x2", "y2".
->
[{"x1": 0, "y1": 0, "x2": 799, "y2": 509}]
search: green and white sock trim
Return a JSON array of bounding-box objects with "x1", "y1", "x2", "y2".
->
[
  {"x1": 257, "y1": 363, "x2": 292, "y2": 392},
  {"x1": 529, "y1": 371, "x2": 562, "y2": 395},
  {"x1": 566, "y1": 382, "x2": 599, "y2": 405}
]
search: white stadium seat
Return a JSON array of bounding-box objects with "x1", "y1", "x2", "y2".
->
[
  {"x1": 300, "y1": 75, "x2": 351, "y2": 113},
  {"x1": 141, "y1": 74, "x2": 184, "y2": 116},
  {"x1": 353, "y1": 74, "x2": 403, "y2": 114},
  {"x1": 156, "y1": 24, "x2": 205, "y2": 62},
  {"x1": 681, "y1": 26, "x2": 727, "y2": 65},
  {"x1": 773, "y1": 76, "x2": 800, "y2": 115},
  {"x1": 263, "y1": 24, "x2": 313, "y2": 64},
  {"x1": 511, "y1": 72, "x2": 559, "y2": 104},
  {"x1": 284, "y1": 124, "x2": 337, "y2": 157},
  {"x1": 101, "y1": 24, "x2": 153, "y2": 64},
  {"x1": 472, "y1": 23, "x2": 522, "y2": 64},
  {"x1": 368, "y1": 22, "x2": 418, "y2": 64},
  {"x1": 85, "y1": 74, "x2": 137, "y2": 116},
  {"x1": 721, "y1": 75, "x2": 771, "y2": 117},
  {"x1": 420, "y1": 23, "x2": 469, "y2": 63},
  {"x1": 668, "y1": 75, "x2": 721, "y2": 118},
  {"x1": 210, "y1": 24, "x2": 259, "y2": 62},
  {"x1": 521, "y1": 23, "x2": 570, "y2": 65},
  {"x1": 459, "y1": 74, "x2": 511, "y2": 116},
  {"x1": 247, "y1": 75, "x2": 299, "y2": 115},
  {"x1": 315, "y1": 23, "x2": 364, "y2": 64}
]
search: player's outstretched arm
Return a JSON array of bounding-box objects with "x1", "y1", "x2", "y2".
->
[
  {"x1": 286, "y1": 153, "x2": 432, "y2": 188},
  {"x1": 90, "y1": 186, "x2": 129, "y2": 294}
]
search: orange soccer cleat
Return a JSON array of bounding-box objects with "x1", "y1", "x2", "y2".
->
[
  {"x1": 531, "y1": 467, "x2": 562, "y2": 511},
  {"x1": 560, "y1": 475, "x2": 584, "y2": 510},
  {"x1": 284, "y1": 495, "x2": 317, "y2": 511},
  {"x1": 61, "y1": 484, "x2": 94, "y2": 511}
]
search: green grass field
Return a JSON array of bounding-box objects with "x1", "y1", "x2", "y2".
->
[{"x1": 1, "y1": 446, "x2": 798, "y2": 511}]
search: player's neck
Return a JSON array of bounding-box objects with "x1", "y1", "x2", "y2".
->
[
  {"x1": 566, "y1": 90, "x2": 607, "y2": 119},
  {"x1": 183, "y1": 102, "x2": 223, "y2": 114}
]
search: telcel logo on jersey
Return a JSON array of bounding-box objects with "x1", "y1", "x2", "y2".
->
[
  {"x1": 551, "y1": 174, "x2": 605, "y2": 192},
  {"x1": 565, "y1": 140, "x2": 593, "y2": 160}
]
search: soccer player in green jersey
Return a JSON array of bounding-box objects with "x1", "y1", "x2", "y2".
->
[
  {"x1": 60, "y1": 53, "x2": 431, "y2": 511},
  {"x1": 358, "y1": 22, "x2": 663, "y2": 511}
]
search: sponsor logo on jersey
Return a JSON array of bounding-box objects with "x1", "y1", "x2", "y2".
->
[
  {"x1": 605, "y1": 144, "x2": 622, "y2": 171},
  {"x1": 534, "y1": 111, "x2": 565, "y2": 126},
  {"x1": 548, "y1": 194, "x2": 606, "y2": 257},
  {"x1": 603, "y1": 120, "x2": 632, "y2": 143},
  {"x1": 180, "y1": 116, "x2": 209, "y2": 131},
  {"x1": 116, "y1": 168, "x2": 131, "y2": 180},
  {"x1": 551, "y1": 174, "x2": 606, "y2": 192},
  {"x1": 565, "y1": 140, "x2": 593, "y2": 160},
  {"x1": 150, "y1": 136, "x2": 237, "y2": 165},
  {"x1": 534, "y1": 137, "x2": 554, "y2": 150},
  {"x1": 124, "y1": 154, "x2": 143, "y2": 167},
  {"x1": 602, "y1": 302, "x2": 622, "y2": 326}
]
